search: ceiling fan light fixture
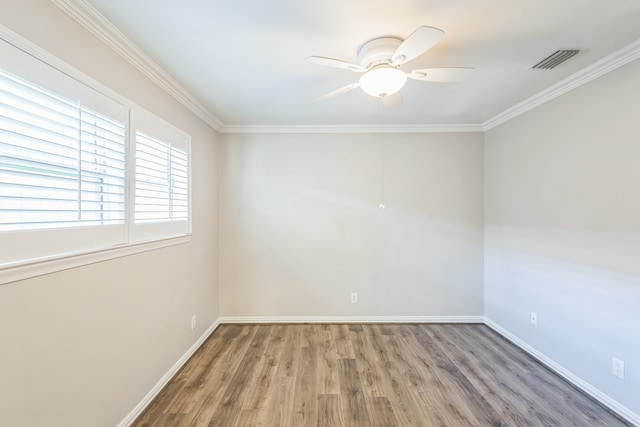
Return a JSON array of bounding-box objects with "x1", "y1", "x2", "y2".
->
[
  {"x1": 309, "y1": 26, "x2": 472, "y2": 102},
  {"x1": 359, "y1": 66, "x2": 407, "y2": 98}
]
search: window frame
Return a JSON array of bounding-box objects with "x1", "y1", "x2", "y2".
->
[{"x1": 0, "y1": 26, "x2": 192, "y2": 286}]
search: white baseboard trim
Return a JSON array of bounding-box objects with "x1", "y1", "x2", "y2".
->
[
  {"x1": 117, "y1": 318, "x2": 221, "y2": 427},
  {"x1": 218, "y1": 315, "x2": 484, "y2": 324},
  {"x1": 484, "y1": 317, "x2": 639, "y2": 427}
]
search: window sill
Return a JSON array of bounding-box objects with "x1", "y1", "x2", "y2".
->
[{"x1": 0, "y1": 235, "x2": 191, "y2": 286}]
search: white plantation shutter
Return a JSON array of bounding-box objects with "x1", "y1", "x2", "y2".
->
[
  {"x1": 135, "y1": 132, "x2": 170, "y2": 222},
  {"x1": 0, "y1": 71, "x2": 81, "y2": 230},
  {"x1": 169, "y1": 145, "x2": 189, "y2": 221},
  {"x1": 135, "y1": 131, "x2": 189, "y2": 222},
  {"x1": 0, "y1": 66, "x2": 127, "y2": 265},
  {"x1": 131, "y1": 110, "x2": 191, "y2": 242},
  {"x1": 0, "y1": 70, "x2": 126, "y2": 230},
  {"x1": 134, "y1": 133, "x2": 188, "y2": 222},
  {"x1": 79, "y1": 107, "x2": 126, "y2": 224},
  {"x1": 0, "y1": 36, "x2": 190, "y2": 271}
]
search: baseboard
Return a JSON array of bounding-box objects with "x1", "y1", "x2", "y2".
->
[
  {"x1": 117, "y1": 318, "x2": 221, "y2": 427},
  {"x1": 484, "y1": 317, "x2": 639, "y2": 426},
  {"x1": 218, "y1": 315, "x2": 484, "y2": 324}
]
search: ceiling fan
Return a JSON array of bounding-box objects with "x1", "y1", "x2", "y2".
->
[{"x1": 307, "y1": 26, "x2": 473, "y2": 104}]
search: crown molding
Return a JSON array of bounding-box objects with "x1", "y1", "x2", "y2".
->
[
  {"x1": 219, "y1": 124, "x2": 483, "y2": 134},
  {"x1": 48, "y1": 0, "x2": 640, "y2": 135},
  {"x1": 482, "y1": 38, "x2": 640, "y2": 131},
  {"x1": 50, "y1": 0, "x2": 223, "y2": 131}
]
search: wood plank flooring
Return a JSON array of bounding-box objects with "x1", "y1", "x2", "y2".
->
[{"x1": 132, "y1": 324, "x2": 630, "y2": 427}]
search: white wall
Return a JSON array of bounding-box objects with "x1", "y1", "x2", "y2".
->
[
  {"x1": 0, "y1": 1, "x2": 219, "y2": 426},
  {"x1": 484, "y1": 58, "x2": 640, "y2": 419},
  {"x1": 219, "y1": 132, "x2": 484, "y2": 319}
]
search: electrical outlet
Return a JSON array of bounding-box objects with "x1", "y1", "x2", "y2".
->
[
  {"x1": 612, "y1": 357, "x2": 625, "y2": 380},
  {"x1": 530, "y1": 312, "x2": 537, "y2": 326},
  {"x1": 350, "y1": 292, "x2": 358, "y2": 304},
  {"x1": 191, "y1": 314, "x2": 197, "y2": 331}
]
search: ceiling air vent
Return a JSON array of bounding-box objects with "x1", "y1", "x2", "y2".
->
[{"x1": 532, "y1": 49, "x2": 580, "y2": 69}]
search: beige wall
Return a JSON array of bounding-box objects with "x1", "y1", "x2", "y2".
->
[
  {"x1": 484, "y1": 58, "x2": 640, "y2": 417},
  {"x1": 0, "y1": 1, "x2": 219, "y2": 426},
  {"x1": 219, "y1": 132, "x2": 484, "y2": 318}
]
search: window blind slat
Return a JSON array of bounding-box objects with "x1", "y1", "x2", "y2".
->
[
  {"x1": 1, "y1": 155, "x2": 78, "y2": 177},
  {"x1": 80, "y1": 136, "x2": 126, "y2": 156},
  {"x1": 136, "y1": 188, "x2": 170, "y2": 197},
  {"x1": 0, "y1": 121, "x2": 77, "y2": 152},
  {"x1": 1, "y1": 170, "x2": 78, "y2": 187},
  {"x1": 0, "y1": 90, "x2": 77, "y2": 115},
  {"x1": 80, "y1": 116, "x2": 126, "y2": 138},
  {"x1": 0, "y1": 102, "x2": 79, "y2": 138},
  {"x1": 136, "y1": 155, "x2": 168, "y2": 170},
  {"x1": 79, "y1": 161, "x2": 126, "y2": 178},
  {"x1": 0, "y1": 72, "x2": 77, "y2": 112},
  {"x1": 0, "y1": 218, "x2": 123, "y2": 232},
  {"x1": 1, "y1": 142, "x2": 78, "y2": 167}
]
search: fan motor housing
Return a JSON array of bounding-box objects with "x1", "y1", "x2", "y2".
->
[{"x1": 358, "y1": 37, "x2": 403, "y2": 69}]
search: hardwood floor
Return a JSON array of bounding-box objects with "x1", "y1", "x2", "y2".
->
[{"x1": 132, "y1": 324, "x2": 630, "y2": 427}]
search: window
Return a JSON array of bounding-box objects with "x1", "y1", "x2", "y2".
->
[
  {"x1": 0, "y1": 69, "x2": 126, "y2": 232},
  {"x1": 0, "y1": 36, "x2": 191, "y2": 274},
  {"x1": 135, "y1": 132, "x2": 188, "y2": 223},
  {"x1": 130, "y1": 110, "x2": 191, "y2": 243}
]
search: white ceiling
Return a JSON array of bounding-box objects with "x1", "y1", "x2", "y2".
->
[{"x1": 84, "y1": 0, "x2": 640, "y2": 128}]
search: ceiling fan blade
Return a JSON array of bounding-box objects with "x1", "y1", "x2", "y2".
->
[
  {"x1": 314, "y1": 83, "x2": 360, "y2": 101},
  {"x1": 382, "y1": 92, "x2": 403, "y2": 108},
  {"x1": 391, "y1": 26, "x2": 444, "y2": 65},
  {"x1": 408, "y1": 67, "x2": 474, "y2": 82},
  {"x1": 306, "y1": 56, "x2": 365, "y2": 72}
]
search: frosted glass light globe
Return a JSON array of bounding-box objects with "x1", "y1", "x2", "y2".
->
[{"x1": 359, "y1": 66, "x2": 407, "y2": 97}]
